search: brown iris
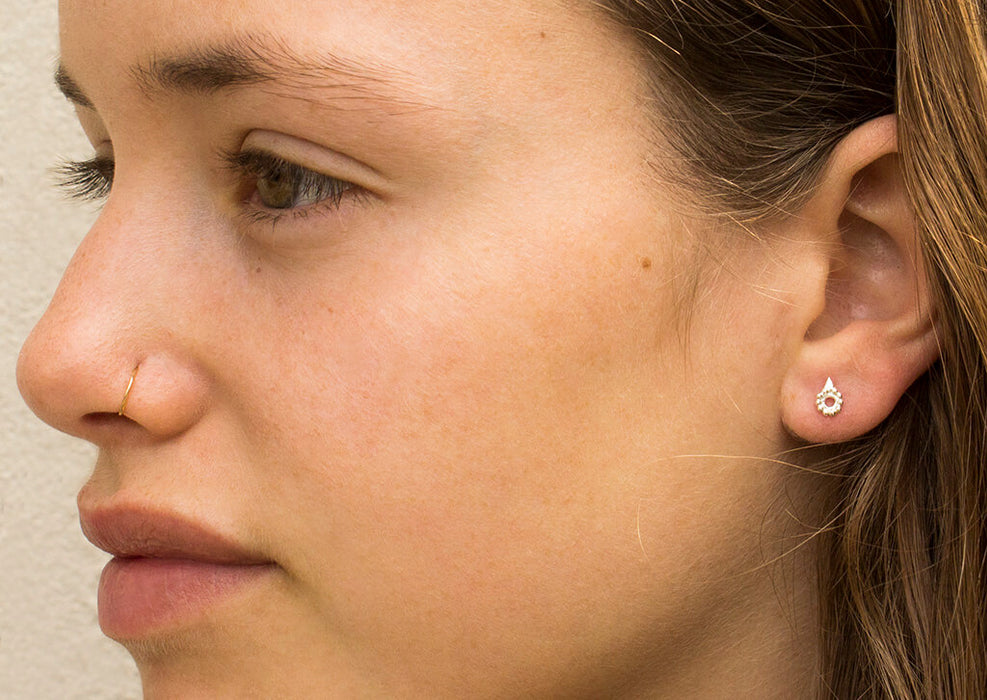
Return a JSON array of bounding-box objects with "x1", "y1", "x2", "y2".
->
[{"x1": 256, "y1": 173, "x2": 296, "y2": 209}]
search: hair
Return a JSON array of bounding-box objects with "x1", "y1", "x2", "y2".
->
[{"x1": 590, "y1": 0, "x2": 987, "y2": 697}]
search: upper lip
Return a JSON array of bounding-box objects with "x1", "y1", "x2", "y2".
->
[{"x1": 80, "y1": 505, "x2": 270, "y2": 564}]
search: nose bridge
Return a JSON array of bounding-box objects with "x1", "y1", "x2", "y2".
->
[{"x1": 17, "y1": 193, "x2": 209, "y2": 441}]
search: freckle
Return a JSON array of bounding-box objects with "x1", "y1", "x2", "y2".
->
[
  {"x1": 540, "y1": 31, "x2": 546, "y2": 39},
  {"x1": 641, "y1": 257, "x2": 652, "y2": 270},
  {"x1": 255, "y1": 266, "x2": 262, "y2": 274}
]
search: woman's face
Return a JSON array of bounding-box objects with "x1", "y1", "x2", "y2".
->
[{"x1": 20, "y1": 0, "x2": 816, "y2": 696}]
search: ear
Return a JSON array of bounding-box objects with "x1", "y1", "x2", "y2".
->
[{"x1": 780, "y1": 115, "x2": 940, "y2": 443}]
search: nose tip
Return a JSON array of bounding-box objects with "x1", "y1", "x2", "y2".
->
[
  {"x1": 16, "y1": 306, "x2": 131, "y2": 437},
  {"x1": 18, "y1": 320, "x2": 209, "y2": 442}
]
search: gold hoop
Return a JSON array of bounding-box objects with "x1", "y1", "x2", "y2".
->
[{"x1": 118, "y1": 365, "x2": 140, "y2": 416}]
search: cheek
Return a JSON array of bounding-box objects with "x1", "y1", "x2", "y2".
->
[
  {"x1": 256, "y1": 225, "x2": 676, "y2": 530},
  {"x1": 199, "y1": 182, "x2": 787, "y2": 691},
  {"x1": 237, "y1": 213, "x2": 678, "y2": 575}
]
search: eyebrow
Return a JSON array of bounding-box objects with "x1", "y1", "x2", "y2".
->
[
  {"x1": 55, "y1": 33, "x2": 429, "y2": 110},
  {"x1": 54, "y1": 65, "x2": 93, "y2": 107}
]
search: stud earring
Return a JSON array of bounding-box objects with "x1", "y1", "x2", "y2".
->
[{"x1": 815, "y1": 377, "x2": 843, "y2": 417}]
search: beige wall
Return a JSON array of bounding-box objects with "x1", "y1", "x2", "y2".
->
[{"x1": 1, "y1": 4, "x2": 141, "y2": 698}]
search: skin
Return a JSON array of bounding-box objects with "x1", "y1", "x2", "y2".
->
[{"x1": 17, "y1": 1, "x2": 834, "y2": 697}]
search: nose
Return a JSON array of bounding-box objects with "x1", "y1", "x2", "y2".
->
[{"x1": 16, "y1": 202, "x2": 209, "y2": 443}]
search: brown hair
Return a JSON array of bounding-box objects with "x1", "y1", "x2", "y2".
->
[{"x1": 593, "y1": 0, "x2": 987, "y2": 696}]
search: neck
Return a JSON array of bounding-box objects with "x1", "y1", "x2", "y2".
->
[{"x1": 627, "y1": 527, "x2": 823, "y2": 699}]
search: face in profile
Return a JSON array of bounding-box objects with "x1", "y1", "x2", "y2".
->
[{"x1": 19, "y1": 0, "x2": 818, "y2": 696}]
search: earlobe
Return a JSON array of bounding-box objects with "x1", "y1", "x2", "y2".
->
[{"x1": 780, "y1": 116, "x2": 940, "y2": 443}]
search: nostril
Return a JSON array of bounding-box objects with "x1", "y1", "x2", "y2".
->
[
  {"x1": 74, "y1": 411, "x2": 147, "y2": 446},
  {"x1": 82, "y1": 412, "x2": 140, "y2": 429},
  {"x1": 80, "y1": 413, "x2": 145, "y2": 443},
  {"x1": 80, "y1": 355, "x2": 209, "y2": 440}
]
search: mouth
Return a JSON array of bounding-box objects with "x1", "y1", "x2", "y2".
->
[{"x1": 80, "y1": 505, "x2": 277, "y2": 639}]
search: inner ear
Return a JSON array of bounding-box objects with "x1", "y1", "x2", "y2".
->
[{"x1": 806, "y1": 154, "x2": 919, "y2": 341}]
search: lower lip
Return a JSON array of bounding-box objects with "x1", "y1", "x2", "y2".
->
[{"x1": 98, "y1": 557, "x2": 274, "y2": 638}]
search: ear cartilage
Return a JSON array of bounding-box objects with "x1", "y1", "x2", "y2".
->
[{"x1": 815, "y1": 377, "x2": 843, "y2": 417}]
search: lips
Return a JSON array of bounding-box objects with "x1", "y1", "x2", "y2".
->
[
  {"x1": 80, "y1": 505, "x2": 276, "y2": 639},
  {"x1": 81, "y1": 506, "x2": 269, "y2": 564}
]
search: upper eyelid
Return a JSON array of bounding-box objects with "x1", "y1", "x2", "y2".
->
[
  {"x1": 219, "y1": 147, "x2": 345, "y2": 184},
  {"x1": 221, "y1": 148, "x2": 299, "y2": 177},
  {"x1": 232, "y1": 129, "x2": 389, "y2": 190}
]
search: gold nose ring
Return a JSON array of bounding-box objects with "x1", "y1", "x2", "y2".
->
[{"x1": 118, "y1": 365, "x2": 140, "y2": 417}]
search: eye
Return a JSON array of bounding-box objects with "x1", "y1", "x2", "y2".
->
[
  {"x1": 225, "y1": 150, "x2": 356, "y2": 214},
  {"x1": 54, "y1": 149, "x2": 361, "y2": 223}
]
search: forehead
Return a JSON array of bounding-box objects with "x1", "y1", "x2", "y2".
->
[{"x1": 57, "y1": 0, "x2": 623, "y2": 108}]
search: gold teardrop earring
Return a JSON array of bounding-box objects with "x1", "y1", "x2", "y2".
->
[{"x1": 815, "y1": 377, "x2": 843, "y2": 417}]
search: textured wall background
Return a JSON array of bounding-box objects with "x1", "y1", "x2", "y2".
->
[{"x1": 1, "y1": 3, "x2": 142, "y2": 698}]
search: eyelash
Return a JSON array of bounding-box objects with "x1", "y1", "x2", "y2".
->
[
  {"x1": 54, "y1": 150, "x2": 360, "y2": 224},
  {"x1": 53, "y1": 157, "x2": 115, "y2": 201}
]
